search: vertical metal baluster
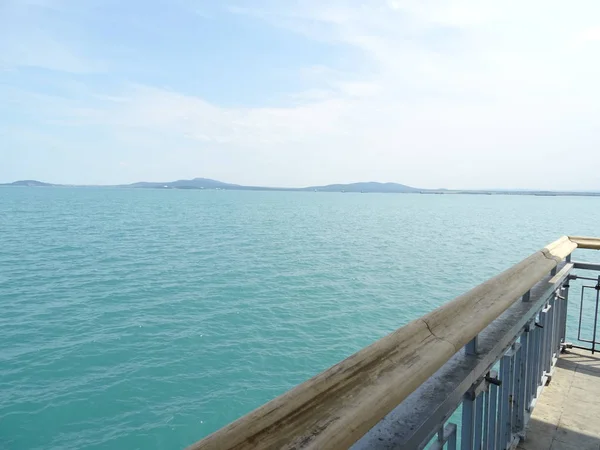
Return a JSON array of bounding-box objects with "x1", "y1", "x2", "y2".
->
[
  {"x1": 486, "y1": 374, "x2": 498, "y2": 450},
  {"x1": 545, "y1": 298, "x2": 554, "y2": 375},
  {"x1": 526, "y1": 323, "x2": 535, "y2": 408},
  {"x1": 555, "y1": 293, "x2": 562, "y2": 354},
  {"x1": 517, "y1": 331, "x2": 528, "y2": 432},
  {"x1": 539, "y1": 308, "x2": 548, "y2": 382},
  {"x1": 592, "y1": 276, "x2": 600, "y2": 354},
  {"x1": 550, "y1": 296, "x2": 557, "y2": 359},
  {"x1": 448, "y1": 424, "x2": 458, "y2": 450},
  {"x1": 437, "y1": 425, "x2": 444, "y2": 447},
  {"x1": 548, "y1": 301, "x2": 554, "y2": 371},
  {"x1": 429, "y1": 423, "x2": 458, "y2": 450},
  {"x1": 511, "y1": 344, "x2": 521, "y2": 437},
  {"x1": 543, "y1": 304, "x2": 549, "y2": 376},
  {"x1": 578, "y1": 286, "x2": 586, "y2": 343},
  {"x1": 505, "y1": 350, "x2": 516, "y2": 447},
  {"x1": 497, "y1": 356, "x2": 510, "y2": 449},
  {"x1": 474, "y1": 393, "x2": 484, "y2": 450},
  {"x1": 462, "y1": 392, "x2": 476, "y2": 450},
  {"x1": 483, "y1": 389, "x2": 489, "y2": 450},
  {"x1": 551, "y1": 295, "x2": 557, "y2": 364},
  {"x1": 532, "y1": 320, "x2": 541, "y2": 400},
  {"x1": 558, "y1": 291, "x2": 564, "y2": 351},
  {"x1": 553, "y1": 295, "x2": 561, "y2": 355},
  {"x1": 560, "y1": 282, "x2": 570, "y2": 346}
]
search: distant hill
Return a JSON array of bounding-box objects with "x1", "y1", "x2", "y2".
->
[
  {"x1": 123, "y1": 177, "x2": 292, "y2": 191},
  {"x1": 306, "y1": 181, "x2": 419, "y2": 193},
  {"x1": 124, "y1": 178, "x2": 241, "y2": 190},
  {"x1": 121, "y1": 178, "x2": 420, "y2": 193},
  {"x1": 0, "y1": 180, "x2": 56, "y2": 187}
]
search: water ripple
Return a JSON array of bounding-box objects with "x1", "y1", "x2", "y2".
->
[{"x1": 1, "y1": 188, "x2": 599, "y2": 449}]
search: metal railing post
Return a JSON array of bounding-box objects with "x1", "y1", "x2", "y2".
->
[
  {"x1": 486, "y1": 381, "x2": 498, "y2": 450},
  {"x1": 532, "y1": 321, "x2": 542, "y2": 400},
  {"x1": 466, "y1": 335, "x2": 479, "y2": 356},
  {"x1": 428, "y1": 423, "x2": 457, "y2": 450},
  {"x1": 545, "y1": 298, "x2": 554, "y2": 375},
  {"x1": 525, "y1": 322, "x2": 535, "y2": 409},
  {"x1": 516, "y1": 330, "x2": 529, "y2": 432},
  {"x1": 475, "y1": 393, "x2": 484, "y2": 449},
  {"x1": 462, "y1": 391, "x2": 476, "y2": 450},
  {"x1": 448, "y1": 424, "x2": 458, "y2": 450},
  {"x1": 505, "y1": 348, "x2": 517, "y2": 447},
  {"x1": 592, "y1": 276, "x2": 600, "y2": 354},
  {"x1": 538, "y1": 307, "x2": 549, "y2": 381},
  {"x1": 559, "y1": 282, "x2": 570, "y2": 346},
  {"x1": 497, "y1": 351, "x2": 515, "y2": 450}
]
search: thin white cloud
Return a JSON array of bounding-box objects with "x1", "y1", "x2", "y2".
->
[
  {"x1": 576, "y1": 27, "x2": 600, "y2": 43},
  {"x1": 0, "y1": 0, "x2": 104, "y2": 73},
  {"x1": 0, "y1": 32, "x2": 103, "y2": 73}
]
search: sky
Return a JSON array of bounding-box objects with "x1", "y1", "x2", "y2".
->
[{"x1": 1, "y1": 0, "x2": 600, "y2": 189}]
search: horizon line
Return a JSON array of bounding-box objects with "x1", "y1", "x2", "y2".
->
[{"x1": 2, "y1": 178, "x2": 600, "y2": 194}]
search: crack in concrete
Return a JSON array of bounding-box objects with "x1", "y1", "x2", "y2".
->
[
  {"x1": 540, "y1": 249, "x2": 563, "y2": 265},
  {"x1": 541, "y1": 237, "x2": 577, "y2": 264},
  {"x1": 420, "y1": 318, "x2": 459, "y2": 353}
]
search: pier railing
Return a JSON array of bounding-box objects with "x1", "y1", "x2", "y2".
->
[{"x1": 188, "y1": 236, "x2": 600, "y2": 450}]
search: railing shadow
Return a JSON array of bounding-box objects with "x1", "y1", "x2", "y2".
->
[
  {"x1": 556, "y1": 349, "x2": 600, "y2": 377},
  {"x1": 520, "y1": 416, "x2": 600, "y2": 450}
]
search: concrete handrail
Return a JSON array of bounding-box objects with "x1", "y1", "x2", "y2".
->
[{"x1": 188, "y1": 236, "x2": 595, "y2": 450}]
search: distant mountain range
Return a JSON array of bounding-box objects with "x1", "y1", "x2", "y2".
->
[
  {"x1": 2, "y1": 178, "x2": 600, "y2": 196},
  {"x1": 0, "y1": 178, "x2": 420, "y2": 193},
  {"x1": 125, "y1": 178, "x2": 420, "y2": 193}
]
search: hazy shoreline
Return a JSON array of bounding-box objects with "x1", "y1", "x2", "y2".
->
[{"x1": 2, "y1": 178, "x2": 600, "y2": 197}]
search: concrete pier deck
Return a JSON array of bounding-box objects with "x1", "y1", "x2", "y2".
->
[{"x1": 519, "y1": 347, "x2": 600, "y2": 450}]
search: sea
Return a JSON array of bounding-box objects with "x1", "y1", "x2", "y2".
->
[{"x1": 1, "y1": 187, "x2": 599, "y2": 449}]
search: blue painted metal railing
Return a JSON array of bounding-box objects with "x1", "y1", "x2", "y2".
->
[
  {"x1": 355, "y1": 257, "x2": 600, "y2": 450},
  {"x1": 353, "y1": 259, "x2": 584, "y2": 450}
]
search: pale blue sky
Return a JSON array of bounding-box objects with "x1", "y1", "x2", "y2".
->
[{"x1": 1, "y1": 0, "x2": 600, "y2": 189}]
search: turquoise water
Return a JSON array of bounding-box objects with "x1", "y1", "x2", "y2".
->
[{"x1": 1, "y1": 187, "x2": 599, "y2": 449}]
